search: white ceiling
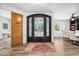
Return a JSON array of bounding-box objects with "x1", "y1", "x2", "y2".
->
[
  {"x1": 0, "y1": 3, "x2": 79, "y2": 20},
  {"x1": 5, "y1": 3, "x2": 79, "y2": 13}
]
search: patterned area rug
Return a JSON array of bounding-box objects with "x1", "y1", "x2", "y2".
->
[
  {"x1": 25, "y1": 43, "x2": 55, "y2": 53},
  {"x1": 32, "y1": 44, "x2": 53, "y2": 52}
]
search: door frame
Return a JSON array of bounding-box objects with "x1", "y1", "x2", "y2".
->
[{"x1": 27, "y1": 14, "x2": 51, "y2": 42}]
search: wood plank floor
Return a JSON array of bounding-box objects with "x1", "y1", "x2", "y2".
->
[{"x1": 0, "y1": 38, "x2": 79, "y2": 56}]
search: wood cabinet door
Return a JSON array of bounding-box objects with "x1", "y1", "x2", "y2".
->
[{"x1": 11, "y1": 12, "x2": 23, "y2": 46}]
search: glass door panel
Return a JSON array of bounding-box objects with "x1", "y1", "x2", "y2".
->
[
  {"x1": 29, "y1": 17, "x2": 32, "y2": 37},
  {"x1": 34, "y1": 17, "x2": 44, "y2": 37},
  {"x1": 46, "y1": 17, "x2": 49, "y2": 36}
]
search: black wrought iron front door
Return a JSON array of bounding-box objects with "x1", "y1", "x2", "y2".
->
[{"x1": 27, "y1": 14, "x2": 51, "y2": 42}]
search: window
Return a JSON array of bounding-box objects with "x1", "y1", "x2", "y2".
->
[{"x1": 3, "y1": 23, "x2": 8, "y2": 29}]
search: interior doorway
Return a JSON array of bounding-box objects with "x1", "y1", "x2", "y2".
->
[{"x1": 27, "y1": 14, "x2": 51, "y2": 42}]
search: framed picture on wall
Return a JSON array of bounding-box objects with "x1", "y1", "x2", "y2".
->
[
  {"x1": 54, "y1": 23, "x2": 60, "y2": 31},
  {"x1": 3, "y1": 23, "x2": 8, "y2": 29}
]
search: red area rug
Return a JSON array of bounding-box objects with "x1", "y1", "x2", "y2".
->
[{"x1": 32, "y1": 44, "x2": 53, "y2": 52}]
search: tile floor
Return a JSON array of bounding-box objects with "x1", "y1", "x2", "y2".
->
[{"x1": 0, "y1": 38, "x2": 79, "y2": 56}]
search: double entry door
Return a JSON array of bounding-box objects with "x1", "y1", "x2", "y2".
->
[{"x1": 27, "y1": 14, "x2": 51, "y2": 42}]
